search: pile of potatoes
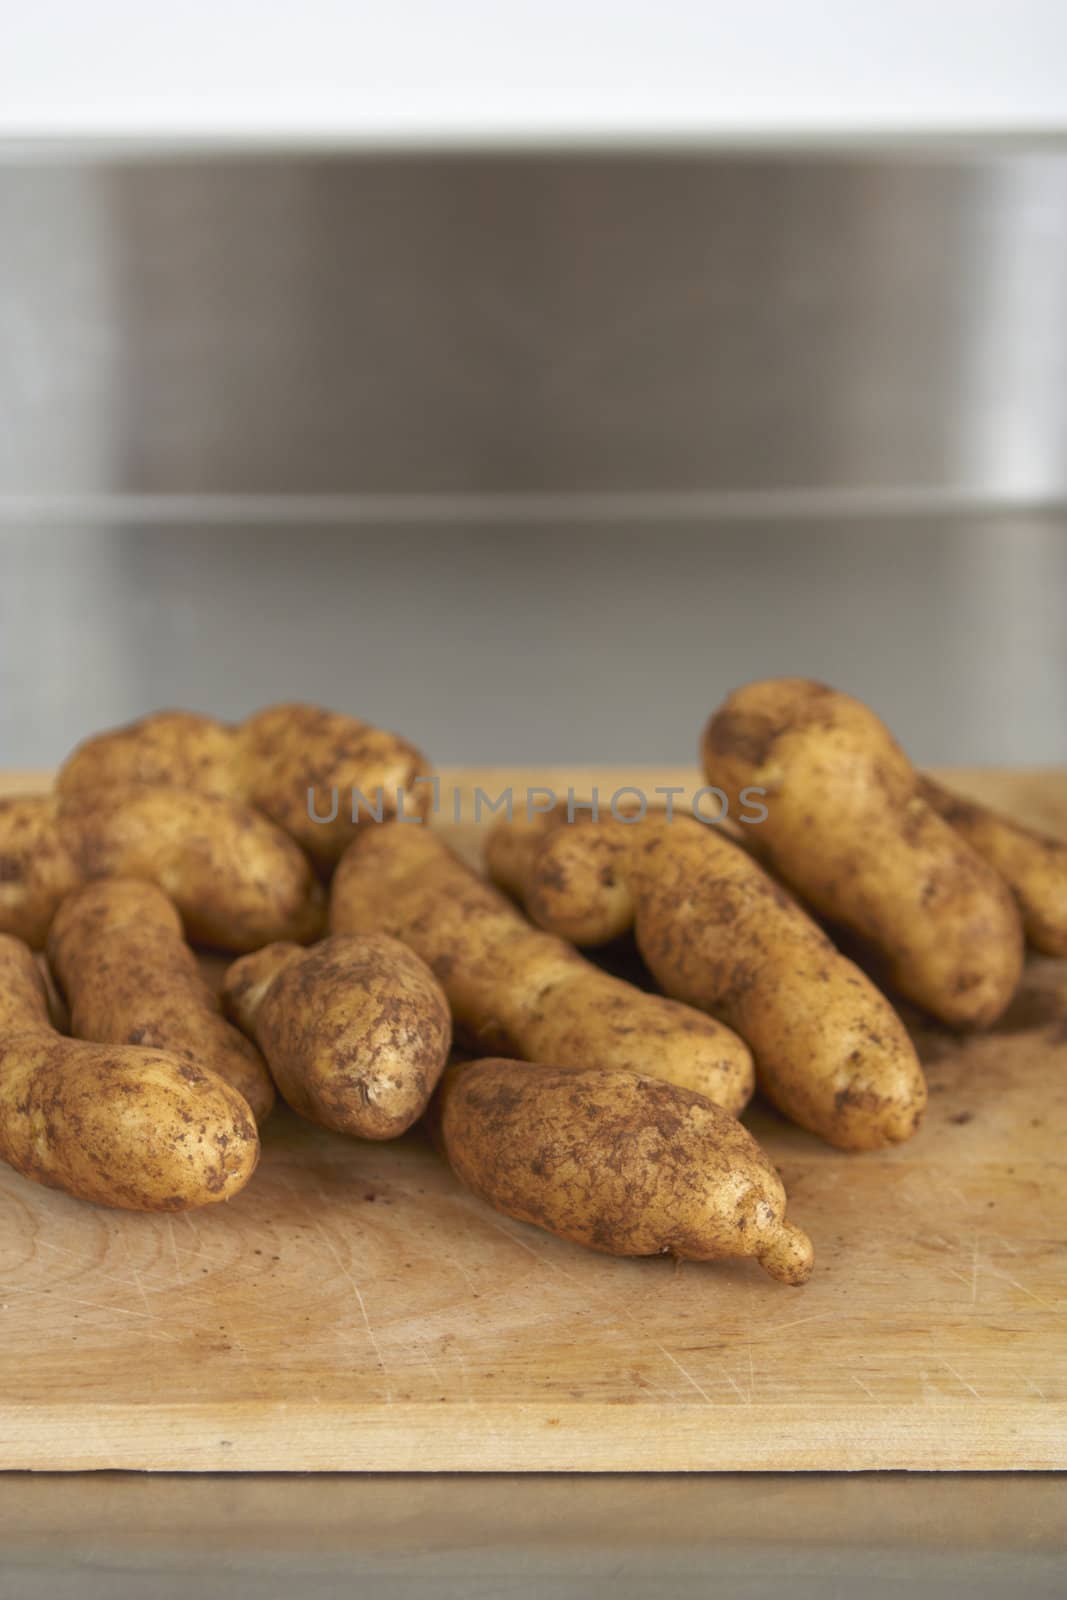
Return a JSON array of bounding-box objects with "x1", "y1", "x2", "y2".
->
[{"x1": 2, "y1": 685, "x2": 1063, "y2": 1288}]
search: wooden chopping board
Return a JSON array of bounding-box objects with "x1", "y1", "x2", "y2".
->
[{"x1": 1, "y1": 766, "x2": 1065, "y2": 1472}]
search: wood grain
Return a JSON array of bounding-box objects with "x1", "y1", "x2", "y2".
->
[{"x1": 1, "y1": 767, "x2": 1065, "y2": 1471}]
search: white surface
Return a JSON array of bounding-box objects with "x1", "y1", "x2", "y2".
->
[{"x1": 1, "y1": 0, "x2": 1066, "y2": 143}]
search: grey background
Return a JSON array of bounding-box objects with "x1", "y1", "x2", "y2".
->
[
  {"x1": 2, "y1": 514, "x2": 1065, "y2": 770},
  {"x1": 1, "y1": 150, "x2": 1066, "y2": 771},
  {"x1": 2, "y1": 150, "x2": 1066, "y2": 504}
]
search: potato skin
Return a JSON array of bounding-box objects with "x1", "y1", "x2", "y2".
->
[
  {"x1": 223, "y1": 934, "x2": 451, "y2": 1139},
  {"x1": 703, "y1": 678, "x2": 1024, "y2": 1028},
  {"x1": 47, "y1": 880, "x2": 275, "y2": 1123},
  {"x1": 438, "y1": 1060, "x2": 814, "y2": 1284},
  {"x1": 919, "y1": 776, "x2": 1067, "y2": 957},
  {"x1": 488, "y1": 810, "x2": 636, "y2": 946},
  {"x1": 58, "y1": 710, "x2": 235, "y2": 799},
  {"x1": 58, "y1": 704, "x2": 430, "y2": 868},
  {"x1": 330, "y1": 826, "x2": 755, "y2": 1117},
  {"x1": 0, "y1": 797, "x2": 82, "y2": 949},
  {"x1": 0, "y1": 788, "x2": 324, "y2": 951},
  {"x1": 238, "y1": 705, "x2": 431, "y2": 864},
  {"x1": 489, "y1": 813, "x2": 926, "y2": 1151},
  {"x1": 0, "y1": 935, "x2": 258, "y2": 1211},
  {"x1": 629, "y1": 822, "x2": 926, "y2": 1150}
]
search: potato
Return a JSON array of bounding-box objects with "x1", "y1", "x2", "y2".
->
[
  {"x1": 488, "y1": 811, "x2": 927, "y2": 1150},
  {"x1": 47, "y1": 879, "x2": 275, "y2": 1123},
  {"x1": 330, "y1": 825, "x2": 755, "y2": 1115},
  {"x1": 438, "y1": 1059, "x2": 814, "y2": 1283},
  {"x1": 223, "y1": 934, "x2": 451, "y2": 1139},
  {"x1": 0, "y1": 934, "x2": 258, "y2": 1210},
  {"x1": 488, "y1": 808, "x2": 637, "y2": 945},
  {"x1": 58, "y1": 704, "x2": 430, "y2": 868},
  {"x1": 919, "y1": 776, "x2": 1067, "y2": 957},
  {"x1": 0, "y1": 787, "x2": 324, "y2": 951},
  {"x1": 0, "y1": 797, "x2": 82, "y2": 949},
  {"x1": 703, "y1": 678, "x2": 1024, "y2": 1028},
  {"x1": 59, "y1": 710, "x2": 234, "y2": 796}
]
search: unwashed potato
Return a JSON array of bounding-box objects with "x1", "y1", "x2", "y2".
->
[
  {"x1": 223, "y1": 934, "x2": 451, "y2": 1139},
  {"x1": 488, "y1": 807, "x2": 638, "y2": 946},
  {"x1": 0, "y1": 934, "x2": 258, "y2": 1210},
  {"x1": 488, "y1": 811, "x2": 926, "y2": 1151},
  {"x1": 0, "y1": 787, "x2": 324, "y2": 950},
  {"x1": 919, "y1": 776, "x2": 1067, "y2": 957},
  {"x1": 58, "y1": 704, "x2": 431, "y2": 868},
  {"x1": 702, "y1": 678, "x2": 1024, "y2": 1028},
  {"x1": 47, "y1": 879, "x2": 275, "y2": 1123},
  {"x1": 330, "y1": 825, "x2": 755, "y2": 1116},
  {"x1": 438, "y1": 1059, "x2": 814, "y2": 1284}
]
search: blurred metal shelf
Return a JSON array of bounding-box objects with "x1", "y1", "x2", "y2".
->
[
  {"x1": 2, "y1": 513, "x2": 1065, "y2": 769},
  {"x1": 2, "y1": 151, "x2": 1065, "y2": 770},
  {"x1": 2, "y1": 150, "x2": 1065, "y2": 509}
]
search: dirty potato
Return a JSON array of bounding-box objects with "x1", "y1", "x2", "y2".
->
[
  {"x1": 223, "y1": 933, "x2": 451, "y2": 1139},
  {"x1": 47, "y1": 879, "x2": 275, "y2": 1123},
  {"x1": 0, "y1": 934, "x2": 258, "y2": 1210},
  {"x1": 0, "y1": 797, "x2": 83, "y2": 949},
  {"x1": 438, "y1": 1059, "x2": 814, "y2": 1284},
  {"x1": 919, "y1": 776, "x2": 1067, "y2": 957},
  {"x1": 703, "y1": 678, "x2": 1024, "y2": 1028},
  {"x1": 58, "y1": 704, "x2": 431, "y2": 868},
  {"x1": 330, "y1": 825, "x2": 755, "y2": 1116},
  {"x1": 488, "y1": 811, "x2": 927, "y2": 1151},
  {"x1": 0, "y1": 787, "x2": 324, "y2": 951}
]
